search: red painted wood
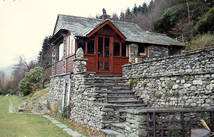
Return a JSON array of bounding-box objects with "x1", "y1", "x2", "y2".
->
[
  {"x1": 85, "y1": 55, "x2": 96, "y2": 72},
  {"x1": 66, "y1": 55, "x2": 75, "y2": 73},
  {"x1": 55, "y1": 60, "x2": 64, "y2": 75},
  {"x1": 112, "y1": 57, "x2": 128, "y2": 74},
  {"x1": 87, "y1": 20, "x2": 126, "y2": 41}
]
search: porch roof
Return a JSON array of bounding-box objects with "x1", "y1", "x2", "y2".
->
[{"x1": 53, "y1": 14, "x2": 185, "y2": 47}]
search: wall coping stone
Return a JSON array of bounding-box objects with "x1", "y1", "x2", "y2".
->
[
  {"x1": 73, "y1": 58, "x2": 88, "y2": 61},
  {"x1": 128, "y1": 71, "x2": 214, "y2": 79},
  {"x1": 50, "y1": 73, "x2": 69, "y2": 78},
  {"x1": 126, "y1": 107, "x2": 214, "y2": 114}
]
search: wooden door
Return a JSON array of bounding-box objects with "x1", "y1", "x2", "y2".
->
[{"x1": 96, "y1": 36, "x2": 113, "y2": 73}]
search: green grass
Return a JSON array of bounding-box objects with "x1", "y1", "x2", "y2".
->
[{"x1": 0, "y1": 96, "x2": 72, "y2": 137}]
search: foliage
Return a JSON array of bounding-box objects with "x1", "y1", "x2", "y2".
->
[
  {"x1": 18, "y1": 67, "x2": 45, "y2": 96},
  {"x1": 184, "y1": 75, "x2": 191, "y2": 81},
  {"x1": 18, "y1": 79, "x2": 31, "y2": 96},
  {"x1": 153, "y1": 3, "x2": 187, "y2": 33},
  {"x1": 38, "y1": 36, "x2": 52, "y2": 69},
  {"x1": 186, "y1": 33, "x2": 214, "y2": 50},
  {"x1": 166, "y1": 82, "x2": 174, "y2": 90},
  {"x1": 129, "y1": 78, "x2": 140, "y2": 88},
  {"x1": 195, "y1": 7, "x2": 214, "y2": 34}
]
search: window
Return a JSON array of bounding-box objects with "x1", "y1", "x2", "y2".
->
[
  {"x1": 98, "y1": 37, "x2": 103, "y2": 57},
  {"x1": 70, "y1": 36, "x2": 75, "y2": 55},
  {"x1": 104, "y1": 38, "x2": 110, "y2": 57},
  {"x1": 122, "y1": 43, "x2": 126, "y2": 57},
  {"x1": 77, "y1": 39, "x2": 85, "y2": 53},
  {"x1": 138, "y1": 45, "x2": 147, "y2": 56},
  {"x1": 168, "y1": 47, "x2": 181, "y2": 56},
  {"x1": 59, "y1": 42, "x2": 64, "y2": 61},
  {"x1": 114, "y1": 42, "x2": 120, "y2": 56},
  {"x1": 87, "y1": 39, "x2": 94, "y2": 54}
]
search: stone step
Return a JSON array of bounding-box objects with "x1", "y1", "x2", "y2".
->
[
  {"x1": 112, "y1": 87, "x2": 130, "y2": 90},
  {"x1": 108, "y1": 100, "x2": 144, "y2": 105},
  {"x1": 100, "y1": 129, "x2": 125, "y2": 137},
  {"x1": 107, "y1": 97, "x2": 137, "y2": 101},
  {"x1": 109, "y1": 122, "x2": 125, "y2": 135},
  {"x1": 107, "y1": 91, "x2": 134, "y2": 94},
  {"x1": 105, "y1": 103, "x2": 146, "y2": 108}
]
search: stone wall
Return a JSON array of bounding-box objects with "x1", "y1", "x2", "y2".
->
[
  {"x1": 148, "y1": 45, "x2": 168, "y2": 58},
  {"x1": 48, "y1": 48, "x2": 107, "y2": 130},
  {"x1": 123, "y1": 46, "x2": 214, "y2": 107},
  {"x1": 125, "y1": 107, "x2": 214, "y2": 137},
  {"x1": 129, "y1": 44, "x2": 170, "y2": 63},
  {"x1": 48, "y1": 74, "x2": 71, "y2": 112}
]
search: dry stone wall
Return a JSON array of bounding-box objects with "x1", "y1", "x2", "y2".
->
[
  {"x1": 123, "y1": 46, "x2": 214, "y2": 107},
  {"x1": 48, "y1": 49, "x2": 107, "y2": 130}
]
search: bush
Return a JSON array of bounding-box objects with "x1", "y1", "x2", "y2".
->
[
  {"x1": 18, "y1": 79, "x2": 31, "y2": 96},
  {"x1": 195, "y1": 7, "x2": 214, "y2": 34},
  {"x1": 186, "y1": 33, "x2": 214, "y2": 50},
  {"x1": 18, "y1": 67, "x2": 45, "y2": 96}
]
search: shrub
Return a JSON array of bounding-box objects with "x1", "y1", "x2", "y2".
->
[
  {"x1": 186, "y1": 33, "x2": 214, "y2": 50},
  {"x1": 195, "y1": 7, "x2": 214, "y2": 34},
  {"x1": 18, "y1": 79, "x2": 31, "y2": 96},
  {"x1": 18, "y1": 67, "x2": 45, "y2": 96}
]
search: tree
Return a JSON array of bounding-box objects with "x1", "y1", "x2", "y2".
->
[
  {"x1": 18, "y1": 67, "x2": 45, "y2": 96},
  {"x1": 112, "y1": 13, "x2": 119, "y2": 21},
  {"x1": 97, "y1": 8, "x2": 111, "y2": 19},
  {"x1": 125, "y1": 8, "x2": 132, "y2": 21},
  {"x1": 11, "y1": 56, "x2": 37, "y2": 91},
  {"x1": 120, "y1": 12, "x2": 125, "y2": 21},
  {"x1": 38, "y1": 36, "x2": 52, "y2": 69},
  {"x1": 133, "y1": 4, "x2": 138, "y2": 16}
]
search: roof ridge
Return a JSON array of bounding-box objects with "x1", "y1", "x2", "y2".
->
[
  {"x1": 58, "y1": 14, "x2": 103, "y2": 21},
  {"x1": 57, "y1": 14, "x2": 141, "y2": 26}
]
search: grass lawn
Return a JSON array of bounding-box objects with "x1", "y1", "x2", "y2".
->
[{"x1": 0, "y1": 96, "x2": 72, "y2": 137}]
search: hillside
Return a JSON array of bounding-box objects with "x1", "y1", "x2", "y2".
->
[{"x1": 107, "y1": 0, "x2": 214, "y2": 50}]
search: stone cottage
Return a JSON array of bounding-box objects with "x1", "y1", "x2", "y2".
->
[
  {"x1": 50, "y1": 14, "x2": 185, "y2": 75},
  {"x1": 47, "y1": 15, "x2": 214, "y2": 136}
]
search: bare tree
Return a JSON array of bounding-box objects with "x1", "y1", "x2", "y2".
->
[
  {"x1": 132, "y1": 14, "x2": 152, "y2": 30},
  {"x1": 11, "y1": 56, "x2": 38, "y2": 91},
  {"x1": 0, "y1": 71, "x2": 5, "y2": 89}
]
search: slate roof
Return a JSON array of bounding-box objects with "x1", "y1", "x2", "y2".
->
[{"x1": 53, "y1": 14, "x2": 185, "y2": 46}]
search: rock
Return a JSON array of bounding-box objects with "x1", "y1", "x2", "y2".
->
[{"x1": 76, "y1": 48, "x2": 84, "y2": 58}]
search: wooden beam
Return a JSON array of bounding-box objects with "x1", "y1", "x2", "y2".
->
[{"x1": 87, "y1": 20, "x2": 126, "y2": 41}]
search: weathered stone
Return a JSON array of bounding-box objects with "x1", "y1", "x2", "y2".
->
[{"x1": 76, "y1": 48, "x2": 84, "y2": 58}]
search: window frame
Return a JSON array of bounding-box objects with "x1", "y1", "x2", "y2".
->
[
  {"x1": 86, "y1": 39, "x2": 95, "y2": 55},
  {"x1": 138, "y1": 45, "x2": 148, "y2": 57}
]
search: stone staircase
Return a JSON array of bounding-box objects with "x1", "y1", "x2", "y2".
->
[{"x1": 93, "y1": 74, "x2": 146, "y2": 137}]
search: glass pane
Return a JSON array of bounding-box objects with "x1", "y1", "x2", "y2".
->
[
  {"x1": 87, "y1": 39, "x2": 94, "y2": 54},
  {"x1": 138, "y1": 45, "x2": 146, "y2": 56},
  {"x1": 105, "y1": 38, "x2": 109, "y2": 57},
  {"x1": 98, "y1": 61, "x2": 103, "y2": 70},
  {"x1": 114, "y1": 42, "x2": 120, "y2": 56},
  {"x1": 122, "y1": 43, "x2": 126, "y2": 57},
  {"x1": 98, "y1": 37, "x2": 103, "y2": 57},
  {"x1": 104, "y1": 62, "x2": 109, "y2": 70}
]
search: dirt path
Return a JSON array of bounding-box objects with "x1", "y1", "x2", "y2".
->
[{"x1": 8, "y1": 98, "x2": 13, "y2": 113}]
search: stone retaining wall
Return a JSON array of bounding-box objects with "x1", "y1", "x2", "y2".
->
[
  {"x1": 123, "y1": 46, "x2": 214, "y2": 107},
  {"x1": 48, "y1": 49, "x2": 107, "y2": 130},
  {"x1": 48, "y1": 74, "x2": 71, "y2": 112}
]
